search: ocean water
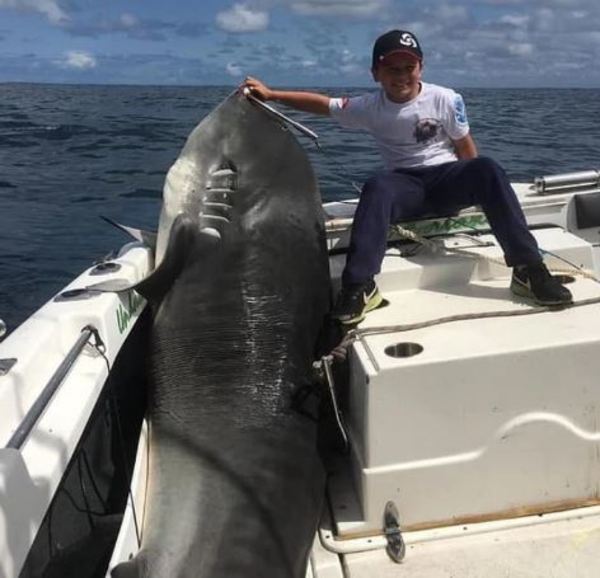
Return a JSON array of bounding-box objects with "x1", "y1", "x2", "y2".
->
[{"x1": 1, "y1": 83, "x2": 600, "y2": 331}]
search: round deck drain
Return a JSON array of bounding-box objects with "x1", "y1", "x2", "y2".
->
[
  {"x1": 55, "y1": 288, "x2": 98, "y2": 302},
  {"x1": 385, "y1": 342, "x2": 423, "y2": 358},
  {"x1": 90, "y1": 261, "x2": 121, "y2": 275}
]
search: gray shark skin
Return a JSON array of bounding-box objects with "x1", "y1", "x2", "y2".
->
[{"x1": 111, "y1": 92, "x2": 330, "y2": 578}]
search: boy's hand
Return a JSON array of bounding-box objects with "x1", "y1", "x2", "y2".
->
[
  {"x1": 240, "y1": 78, "x2": 330, "y2": 115},
  {"x1": 241, "y1": 76, "x2": 273, "y2": 101}
]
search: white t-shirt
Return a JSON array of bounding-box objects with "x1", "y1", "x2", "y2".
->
[{"x1": 329, "y1": 82, "x2": 470, "y2": 170}]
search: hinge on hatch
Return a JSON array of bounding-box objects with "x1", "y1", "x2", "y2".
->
[{"x1": 384, "y1": 501, "x2": 406, "y2": 563}]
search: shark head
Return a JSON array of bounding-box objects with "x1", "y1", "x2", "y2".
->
[{"x1": 155, "y1": 91, "x2": 318, "y2": 269}]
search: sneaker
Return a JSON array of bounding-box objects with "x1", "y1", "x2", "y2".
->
[
  {"x1": 332, "y1": 280, "x2": 383, "y2": 324},
  {"x1": 510, "y1": 263, "x2": 573, "y2": 306}
]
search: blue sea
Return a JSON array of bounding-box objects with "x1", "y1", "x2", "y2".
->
[{"x1": 1, "y1": 83, "x2": 600, "y2": 332}]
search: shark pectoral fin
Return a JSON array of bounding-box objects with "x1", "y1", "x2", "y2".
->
[
  {"x1": 101, "y1": 215, "x2": 158, "y2": 250},
  {"x1": 134, "y1": 216, "x2": 222, "y2": 304},
  {"x1": 133, "y1": 215, "x2": 195, "y2": 303},
  {"x1": 86, "y1": 216, "x2": 194, "y2": 298},
  {"x1": 85, "y1": 218, "x2": 219, "y2": 302}
]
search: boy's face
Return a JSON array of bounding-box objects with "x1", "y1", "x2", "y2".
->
[{"x1": 372, "y1": 53, "x2": 422, "y2": 103}]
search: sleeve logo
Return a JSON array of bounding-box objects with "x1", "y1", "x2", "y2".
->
[{"x1": 454, "y1": 95, "x2": 468, "y2": 124}]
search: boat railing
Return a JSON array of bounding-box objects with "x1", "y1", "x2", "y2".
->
[
  {"x1": 534, "y1": 170, "x2": 600, "y2": 194},
  {"x1": 5, "y1": 325, "x2": 104, "y2": 450}
]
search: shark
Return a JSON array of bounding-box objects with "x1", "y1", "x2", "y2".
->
[{"x1": 109, "y1": 91, "x2": 331, "y2": 578}]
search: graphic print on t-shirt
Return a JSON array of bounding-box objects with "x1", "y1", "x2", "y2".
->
[{"x1": 414, "y1": 118, "x2": 442, "y2": 144}]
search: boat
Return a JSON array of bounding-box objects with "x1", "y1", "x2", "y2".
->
[{"x1": 2, "y1": 91, "x2": 600, "y2": 577}]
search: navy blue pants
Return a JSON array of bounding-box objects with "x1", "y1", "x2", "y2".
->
[{"x1": 343, "y1": 156, "x2": 543, "y2": 286}]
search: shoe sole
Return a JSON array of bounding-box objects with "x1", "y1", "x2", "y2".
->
[
  {"x1": 510, "y1": 281, "x2": 573, "y2": 306},
  {"x1": 365, "y1": 290, "x2": 384, "y2": 313}
]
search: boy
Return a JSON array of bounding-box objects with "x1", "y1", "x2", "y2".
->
[{"x1": 243, "y1": 29, "x2": 572, "y2": 324}]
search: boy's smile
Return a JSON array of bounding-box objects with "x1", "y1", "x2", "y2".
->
[{"x1": 372, "y1": 53, "x2": 422, "y2": 103}]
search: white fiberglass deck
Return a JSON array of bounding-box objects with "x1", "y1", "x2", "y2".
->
[
  {"x1": 327, "y1": 227, "x2": 600, "y2": 541},
  {"x1": 313, "y1": 505, "x2": 600, "y2": 577}
]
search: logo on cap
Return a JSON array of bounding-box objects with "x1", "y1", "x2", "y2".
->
[{"x1": 399, "y1": 32, "x2": 418, "y2": 49}]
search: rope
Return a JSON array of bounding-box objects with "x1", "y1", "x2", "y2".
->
[
  {"x1": 321, "y1": 356, "x2": 349, "y2": 452},
  {"x1": 390, "y1": 223, "x2": 600, "y2": 283},
  {"x1": 314, "y1": 141, "x2": 363, "y2": 194},
  {"x1": 356, "y1": 295, "x2": 600, "y2": 339},
  {"x1": 90, "y1": 331, "x2": 142, "y2": 549}
]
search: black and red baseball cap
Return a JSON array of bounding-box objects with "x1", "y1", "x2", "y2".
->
[{"x1": 372, "y1": 30, "x2": 423, "y2": 68}]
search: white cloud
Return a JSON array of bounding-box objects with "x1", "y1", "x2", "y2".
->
[
  {"x1": 226, "y1": 61, "x2": 243, "y2": 76},
  {"x1": 0, "y1": 0, "x2": 68, "y2": 24},
  {"x1": 291, "y1": 0, "x2": 389, "y2": 18},
  {"x1": 119, "y1": 13, "x2": 138, "y2": 29},
  {"x1": 437, "y1": 4, "x2": 468, "y2": 24},
  {"x1": 63, "y1": 50, "x2": 97, "y2": 70},
  {"x1": 508, "y1": 42, "x2": 533, "y2": 56},
  {"x1": 216, "y1": 4, "x2": 269, "y2": 33},
  {"x1": 500, "y1": 14, "x2": 529, "y2": 28},
  {"x1": 339, "y1": 48, "x2": 361, "y2": 74},
  {"x1": 534, "y1": 8, "x2": 555, "y2": 32}
]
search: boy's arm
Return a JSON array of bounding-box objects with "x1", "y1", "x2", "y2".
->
[
  {"x1": 242, "y1": 76, "x2": 331, "y2": 116},
  {"x1": 453, "y1": 133, "x2": 478, "y2": 159}
]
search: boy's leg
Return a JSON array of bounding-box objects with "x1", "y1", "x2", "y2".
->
[
  {"x1": 342, "y1": 170, "x2": 426, "y2": 285},
  {"x1": 421, "y1": 157, "x2": 571, "y2": 305},
  {"x1": 421, "y1": 157, "x2": 540, "y2": 266},
  {"x1": 333, "y1": 171, "x2": 426, "y2": 324}
]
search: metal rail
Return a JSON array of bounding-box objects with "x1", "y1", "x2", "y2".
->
[
  {"x1": 534, "y1": 170, "x2": 600, "y2": 194},
  {"x1": 6, "y1": 326, "x2": 100, "y2": 449}
]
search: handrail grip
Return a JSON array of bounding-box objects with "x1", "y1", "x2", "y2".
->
[{"x1": 6, "y1": 327, "x2": 97, "y2": 450}]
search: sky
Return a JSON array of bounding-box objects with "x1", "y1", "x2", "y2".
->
[{"x1": 1, "y1": 0, "x2": 600, "y2": 87}]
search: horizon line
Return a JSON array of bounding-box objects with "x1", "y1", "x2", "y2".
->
[{"x1": 2, "y1": 80, "x2": 600, "y2": 90}]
